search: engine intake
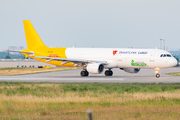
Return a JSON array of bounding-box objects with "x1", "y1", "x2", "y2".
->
[
  {"x1": 120, "y1": 68, "x2": 140, "y2": 73},
  {"x1": 87, "y1": 63, "x2": 104, "y2": 74}
]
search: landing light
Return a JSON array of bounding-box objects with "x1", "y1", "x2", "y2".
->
[{"x1": 155, "y1": 68, "x2": 159, "y2": 73}]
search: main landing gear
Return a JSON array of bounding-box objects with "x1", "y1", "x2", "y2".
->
[
  {"x1": 155, "y1": 68, "x2": 160, "y2": 78},
  {"x1": 105, "y1": 69, "x2": 113, "y2": 76},
  {"x1": 80, "y1": 70, "x2": 89, "y2": 77},
  {"x1": 81, "y1": 69, "x2": 113, "y2": 77}
]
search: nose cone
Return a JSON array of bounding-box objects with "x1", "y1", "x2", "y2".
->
[{"x1": 170, "y1": 58, "x2": 178, "y2": 67}]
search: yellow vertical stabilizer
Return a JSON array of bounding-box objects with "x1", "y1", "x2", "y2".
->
[{"x1": 23, "y1": 20, "x2": 47, "y2": 49}]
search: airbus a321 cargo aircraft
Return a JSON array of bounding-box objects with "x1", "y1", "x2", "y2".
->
[{"x1": 13, "y1": 20, "x2": 177, "y2": 78}]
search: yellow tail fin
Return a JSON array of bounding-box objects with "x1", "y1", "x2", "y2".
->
[{"x1": 23, "y1": 20, "x2": 47, "y2": 49}]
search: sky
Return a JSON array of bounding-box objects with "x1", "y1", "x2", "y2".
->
[{"x1": 0, "y1": 0, "x2": 180, "y2": 50}]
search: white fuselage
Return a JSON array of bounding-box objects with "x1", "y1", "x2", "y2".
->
[{"x1": 65, "y1": 48, "x2": 177, "y2": 69}]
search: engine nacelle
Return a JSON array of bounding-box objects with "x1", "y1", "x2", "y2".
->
[
  {"x1": 87, "y1": 63, "x2": 104, "y2": 74},
  {"x1": 120, "y1": 68, "x2": 140, "y2": 73}
]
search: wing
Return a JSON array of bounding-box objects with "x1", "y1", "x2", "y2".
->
[{"x1": 34, "y1": 56, "x2": 107, "y2": 66}]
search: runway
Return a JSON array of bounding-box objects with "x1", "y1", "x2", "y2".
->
[{"x1": 0, "y1": 68, "x2": 180, "y2": 83}]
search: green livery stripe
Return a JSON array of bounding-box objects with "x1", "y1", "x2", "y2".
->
[{"x1": 131, "y1": 60, "x2": 147, "y2": 66}]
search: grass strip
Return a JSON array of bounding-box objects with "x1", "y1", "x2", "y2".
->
[
  {"x1": 166, "y1": 72, "x2": 180, "y2": 76},
  {"x1": 0, "y1": 67, "x2": 77, "y2": 76},
  {"x1": 0, "y1": 82, "x2": 180, "y2": 120}
]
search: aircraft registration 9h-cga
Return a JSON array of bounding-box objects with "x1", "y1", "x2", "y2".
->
[{"x1": 10, "y1": 20, "x2": 177, "y2": 78}]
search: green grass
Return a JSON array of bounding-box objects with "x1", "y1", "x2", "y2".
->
[
  {"x1": 0, "y1": 82, "x2": 180, "y2": 119},
  {"x1": 0, "y1": 82, "x2": 179, "y2": 97},
  {"x1": 166, "y1": 72, "x2": 180, "y2": 76}
]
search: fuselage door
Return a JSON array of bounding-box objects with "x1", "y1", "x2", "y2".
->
[
  {"x1": 149, "y1": 51, "x2": 155, "y2": 62},
  {"x1": 116, "y1": 51, "x2": 126, "y2": 68},
  {"x1": 117, "y1": 51, "x2": 122, "y2": 61}
]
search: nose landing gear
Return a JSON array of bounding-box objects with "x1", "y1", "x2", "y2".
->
[{"x1": 155, "y1": 68, "x2": 160, "y2": 78}]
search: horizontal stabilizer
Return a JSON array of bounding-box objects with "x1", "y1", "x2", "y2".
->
[{"x1": 6, "y1": 50, "x2": 33, "y2": 54}]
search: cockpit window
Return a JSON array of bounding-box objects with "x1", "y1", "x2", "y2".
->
[
  {"x1": 167, "y1": 54, "x2": 171, "y2": 57},
  {"x1": 160, "y1": 54, "x2": 172, "y2": 57}
]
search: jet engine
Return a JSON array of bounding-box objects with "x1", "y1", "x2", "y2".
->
[
  {"x1": 87, "y1": 63, "x2": 104, "y2": 74},
  {"x1": 120, "y1": 68, "x2": 140, "y2": 73}
]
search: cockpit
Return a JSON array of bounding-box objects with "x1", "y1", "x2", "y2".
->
[{"x1": 160, "y1": 54, "x2": 172, "y2": 57}]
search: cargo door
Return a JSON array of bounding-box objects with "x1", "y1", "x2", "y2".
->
[{"x1": 116, "y1": 51, "x2": 127, "y2": 67}]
